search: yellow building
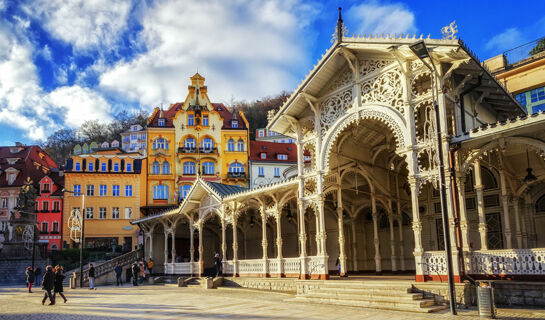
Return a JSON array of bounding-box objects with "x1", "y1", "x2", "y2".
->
[
  {"x1": 62, "y1": 147, "x2": 147, "y2": 250},
  {"x1": 142, "y1": 73, "x2": 249, "y2": 215}
]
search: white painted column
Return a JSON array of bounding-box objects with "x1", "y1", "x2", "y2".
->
[
  {"x1": 474, "y1": 161, "x2": 488, "y2": 250},
  {"x1": 350, "y1": 220, "x2": 358, "y2": 272},
  {"x1": 499, "y1": 168, "x2": 513, "y2": 249},
  {"x1": 409, "y1": 177, "x2": 424, "y2": 280},
  {"x1": 298, "y1": 200, "x2": 308, "y2": 278},
  {"x1": 198, "y1": 224, "x2": 203, "y2": 277},
  {"x1": 261, "y1": 207, "x2": 268, "y2": 276},
  {"x1": 163, "y1": 228, "x2": 169, "y2": 269},
  {"x1": 189, "y1": 217, "x2": 195, "y2": 275},
  {"x1": 457, "y1": 180, "x2": 470, "y2": 251},
  {"x1": 371, "y1": 194, "x2": 381, "y2": 273},
  {"x1": 337, "y1": 188, "x2": 347, "y2": 276},
  {"x1": 524, "y1": 194, "x2": 534, "y2": 248},
  {"x1": 232, "y1": 216, "x2": 239, "y2": 276},
  {"x1": 513, "y1": 198, "x2": 523, "y2": 249},
  {"x1": 397, "y1": 215, "x2": 405, "y2": 271},
  {"x1": 388, "y1": 214, "x2": 397, "y2": 272},
  {"x1": 221, "y1": 218, "x2": 227, "y2": 271},
  {"x1": 275, "y1": 208, "x2": 283, "y2": 277},
  {"x1": 170, "y1": 227, "x2": 176, "y2": 263}
]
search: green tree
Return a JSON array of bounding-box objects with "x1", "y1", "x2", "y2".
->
[
  {"x1": 234, "y1": 92, "x2": 290, "y2": 140},
  {"x1": 529, "y1": 38, "x2": 545, "y2": 56}
]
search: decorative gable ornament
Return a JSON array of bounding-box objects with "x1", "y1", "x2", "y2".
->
[{"x1": 441, "y1": 21, "x2": 458, "y2": 40}]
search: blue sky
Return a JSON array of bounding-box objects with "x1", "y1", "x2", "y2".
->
[{"x1": 1, "y1": 0, "x2": 545, "y2": 145}]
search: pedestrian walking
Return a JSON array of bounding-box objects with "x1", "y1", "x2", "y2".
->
[
  {"x1": 88, "y1": 263, "x2": 96, "y2": 290},
  {"x1": 147, "y1": 258, "x2": 154, "y2": 275},
  {"x1": 34, "y1": 267, "x2": 41, "y2": 288},
  {"x1": 138, "y1": 262, "x2": 146, "y2": 284},
  {"x1": 335, "y1": 257, "x2": 341, "y2": 276},
  {"x1": 131, "y1": 262, "x2": 139, "y2": 286},
  {"x1": 214, "y1": 253, "x2": 222, "y2": 277},
  {"x1": 53, "y1": 266, "x2": 67, "y2": 303},
  {"x1": 25, "y1": 266, "x2": 35, "y2": 293},
  {"x1": 41, "y1": 265, "x2": 55, "y2": 305},
  {"x1": 114, "y1": 262, "x2": 123, "y2": 286}
]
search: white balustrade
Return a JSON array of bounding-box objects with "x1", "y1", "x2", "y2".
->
[
  {"x1": 422, "y1": 251, "x2": 448, "y2": 275},
  {"x1": 267, "y1": 259, "x2": 280, "y2": 274},
  {"x1": 308, "y1": 256, "x2": 327, "y2": 275},
  {"x1": 164, "y1": 262, "x2": 192, "y2": 274},
  {"x1": 238, "y1": 259, "x2": 265, "y2": 274},
  {"x1": 224, "y1": 260, "x2": 235, "y2": 274},
  {"x1": 469, "y1": 248, "x2": 545, "y2": 275},
  {"x1": 283, "y1": 257, "x2": 301, "y2": 274}
]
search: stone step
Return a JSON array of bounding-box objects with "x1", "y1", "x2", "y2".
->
[
  {"x1": 311, "y1": 286, "x2": 413, "y2": 295},
  {"x1": 293, "y1": 296, "x2": 446, "y2": 313},
  {"x1": 303, "y1": 292, "x2": 434, "y2": 307},
  {"x1": 306, "y1": 290, "x2": 424, "y2": 301},
  {"x1": 316, "y1": 282, "x2": 415, "y2": 289}
]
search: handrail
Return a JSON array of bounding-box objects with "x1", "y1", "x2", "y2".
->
[{"x1": 75, "y1": 249, "x2": 143, "y2": 285}]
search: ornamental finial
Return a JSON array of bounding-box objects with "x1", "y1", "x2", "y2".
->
[
  {"x1": 441, "y1": 21, "x2": 458, "y2": 40},
  {"x1": 332, "y1": 7, "x2": 348, "y2": 44}
]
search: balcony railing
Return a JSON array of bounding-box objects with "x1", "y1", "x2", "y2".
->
[
  {"x1": 504, "y1": 36, "x2": 545, "y2": 65},
  {"x1": 177, "y1": 147, "x2": 217, "y2": 154},
  {"x1": 227, "y1": 172, "x2": 246, "y2": 179}
]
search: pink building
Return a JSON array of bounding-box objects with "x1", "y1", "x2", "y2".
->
[{"x1": 36, "y1": 171, "x2": 64, "y2": 250}]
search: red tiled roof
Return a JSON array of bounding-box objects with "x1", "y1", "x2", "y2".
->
[
  {"x1": 0, "y1": 145, "x2": 58, "y2": 189},
  {"x1": 249, "y1": 140, "x2": 297, "y2": 162},
  {"x1": 148, "y1": 103, "x2": 182, "y2": 127},
  {"x1": 213, "y1": 103, "x2": 247, "y2": 130}
]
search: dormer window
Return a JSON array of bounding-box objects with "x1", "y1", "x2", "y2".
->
[
  {"x1": 260, "y1": 153, "x2": 266, "y2": 159},
  {"x1": 277, "y1": 154, "x2": 288, "y2": 160},
  {"x1": 7, "y1": 158, "x2": 18, "y2": 165},
  {"x1": 8, "y1": 173, "x2": 16, "y2": 185},
  {"x1": 158, "y1": 118, "x2": 165, "y2": 126},
  {"x1": 232, "y1": 120, "x2": 238, "y2": 128},
  {"x1": 188, "y1": 115, "x2": 194, "y2": 126},
  {"x1": 75, "y1": 162, "x2": 81, "y2": 171}
]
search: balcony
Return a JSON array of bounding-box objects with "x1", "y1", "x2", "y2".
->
[
  {"x1": 178, "y1": 147, "x2": 197, "y2": 154},
  {"x1": 227, "y1": 172, "x2": 246, "y2": 179},
  {"x1": 40, "y1": 189, "x2": 50, "y2": 194}
]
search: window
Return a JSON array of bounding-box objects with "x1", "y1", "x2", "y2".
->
[
  {"x1": 288, "y1": 139, "x2": 294, "y2": 143},
  {"x1": 260, "y1": 153, "x2": 266, "y2": 159},
  {"x1": 1, "y1": 198, "x2": 7, "y2": 208},
  {"x1": 229, "y1": 163, "x2": 244, "y2": 173},
  {"x1": 43, "y1": 201, "x2": 49, "y2": 212},
  {"x1": 153, "y1": 185, "x2": 169, "y2": 200},
  {"x1": 201, "y1": 138, "x2": 213, "y2": 150},
  {"x1": 86, "y1": 207, "x2": 94, "y2": 219},
  {"x1": 101, "y1": 162, "x2": 107, "y2": 172},
  {"x1": 52, "y1": 222, "x2": 59, "y2": 233},
  {"x1": 530, "y1": 87, "x2": 545, "y2": 103},
  {"x1": 113, "y1": 163, "x2": 119, "y2": 172},
  {"x1": 112, "y1": 207, "x2": 120, "y2": 219},
  {"x1": 124, "y1": 207, "x2": 133, "y2": 219},
  {"x1": 126, "y1": 162, "x2": 132, "y2": 172},
  {"x1": 112, "y1": 185, "x2": 120, "y2": 197},
  {"x1": 41, "y1": 222, "x2": 48, "y2": 233},
  {"x1": 516, "y1": 93, "x2": 527, "y2": 106},
  {"x1": 237, "y1": 140, "x2": 244, "y2": 151},
  {"x1": 140, "y1": 134, "x2": 146, "y2": 140},
  {"x1": 74, "y1": 184, "x2": 81, "y2": 196},
  {"x1": 184, "y1": 138, "x2": 196, "y2": 149},
  {"x1": 162, "y1": 161, "x2": 170, "y2": 174},
  {"x1": 277, "y1": 154, "x2": 288, "y2": 160},
  {"x1": 131, "y1": 143, "x2": 137, "y2": 150},
  {"x1": 152, "y1": 161, "x2": 160, "y2": 174},
  {"x1": 203, "y1": 161, "x2": 215, "y2": 175},
  {"x1": 158, "y1": 118, "x2": 165, "y2": 126},
  {"x1": 53, "y1": 201, "x2": 60, "y2": 212},
  {"x1": 153, "y1": 138, "x2": 168, "y2": 150},
  {"x1": 227, "y1": 139, "x2": 235, "y2": 151},
  {"x1": 125, "y1": 185, "x2": 133, "y2": 197},
  {"x1": 86, "y1": 185, "x2": 94, "y2": 196},
  {"x1": 99, "y1": 207, "x2": 107, "y2": 219},
  {"x1": 99, "y1": 185, "x2": 107, "y2": 196},
  {"x1": 203, "y1": 115, "x2": 209, "y2": 126},
  {"x1": 232, "y1": 120, "x2": 238, "y2": 128},
  {"x1": 258, "y1": 129, "x2": 264, "y2": 137},
  {"x1": 131, "y1": 134, "x2": 137, "y2": 140},
  {"x1": 8, "y1": 174, "x2": 15, "y2": 185},
  {"x1": 75, "y1": 162, "x2": 81, "y2": 171},
  {"x1": 88, "y1": 162, "x2": 94, "y2": 171},
  {"x1": 183, "y1": 161, "x2": 196, "y2": 175},
  {"x1": 258, "y1": 167, "x2": 264, "y2": 177},
  {"x1": 179, "y1": 185, "x2": 191, "y2": 201},
  {"x1": 274, "y1": 167, "x2": 280, "y2": 177},
  {"x1": 41, "y1": 183, "x2": 50, "y2": 193},
  {"x1": 188, "y1": 115, "x2": 194, "y2": 126}
]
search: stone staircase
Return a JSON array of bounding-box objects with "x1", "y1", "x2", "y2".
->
[
  {"x1": 0, "y1": 259, "x2": 49, "y2": 286},
  {"x1": 184, "y1": 277, "x2": 203, "y2": 287},
  {"x1": 294, "y1": 280, "x2": 447, "y2": 313}
]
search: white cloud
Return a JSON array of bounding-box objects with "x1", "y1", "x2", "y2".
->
[
  {"x1": 99, "y1": 0, "x2": 319, "y2": 105},
  {"x1": 485, "y1": 28, "x2": 525, "y2": 52},
  {"x1": 22, "y1": 0, "x2": 132, "y2": 51},
  {"x1": 346, "y1": 1, "x2": 416, "y2": 35},
  {"x1": 45, "y1": 85, "x2": 112, "y2": 128}
]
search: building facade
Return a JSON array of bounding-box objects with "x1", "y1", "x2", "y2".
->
[
  {"x1": 62, "y1": 148, "x2": 146, "y2": 250},
  {"x1": 36, "y1": 171, "x2": 64, "y2": 250},
  {"x1": 255, "y1": 128, "x2": 295, "y2": 143},
  {"x1": 0, "y1": 144, "x2": 58, "y2": 249},
  {"x1": 134, "y1": 18, "x2": 545, "y2": 288},
  {"x1": 121, "y1": 124, "x2": 147, "y2": 155},
  {"x1": 249, "y1": 140, "x2": 297, "y2": 188}
]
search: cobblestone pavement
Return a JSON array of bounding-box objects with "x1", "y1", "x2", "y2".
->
[{"x1": 0, "y1": 284, "x2": 544, "y2": 320}]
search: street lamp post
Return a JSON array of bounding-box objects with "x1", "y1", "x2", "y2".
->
[
  {"x1": 63, "y1": 189, "x2": 85, "y2": 288},
  {"x1": 409, "y1": 40, "x2": 457, "y2": 315}
]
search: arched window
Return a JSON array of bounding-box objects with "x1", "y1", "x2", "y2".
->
[
  {"x1": 536, "y1": 194, "x2": 545, "y2": 213},
  {"x1": 41, "y1": 221, "x2": 48, "y2": 233},
  {"x1": 201, "y1": 138, "x2": 213, "y2": 151},
  {"x1": 153, "y1": 185, "x2": 168, "y2": 200},
  {"x1": 227, "y1": 139, "x2": 235, "y2": 152},
  {"x1": 237, "y1": 139, "x2": 244, "y2": 151},
  {"x1": 162, "y1": 161, "x2": 170, "y2": 174},
  {"x1": 152, "y1": 161, "x2": 160, "y2": 174},
  {"x1": 153, "y1": 138, "x2": 168, "y2": 150},
  {"x1": 481, "y1": 166, "x2": 498, "y2": 190},
  {"x1": 229, "y1": 163, "x2": 244, "y2": 173},
  {"x1": 184, "y1": 138, "x2": 196, "y2": 150},
  {"x1": 179, "y1": 185, "x2": 191, "y2": 201},
  {"x1": 203, "y1": 161, "x2": 215, "y2": 175},
  {"x1": 183, "y1": 161, "x2": 196, "y2": 175}
]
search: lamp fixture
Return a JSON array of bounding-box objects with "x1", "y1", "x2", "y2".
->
[
  {"x1": 249, "y1": 215, "x2": 255, "y2": 228},
  {"x1": 409, "y1": 40, "x2": 430, "y2": 59},
  {"x1": 524, "y1": 149, "x2": 537, "y2": 183}
]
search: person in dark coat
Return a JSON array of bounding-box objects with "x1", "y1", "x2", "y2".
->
[
  {"x1": 41, "y1": 265, "x2": 55, "y2": 305},
  {"x1": 34, "y1": 267, "x2": 41, "y2": 289},
  {"x1": 114, "y1": 262, "x2": 123, "y2": 286},
  {"x1": 131, "y1": 262, "x2": 139, "y2": 286},
  {"x1": 25, "y1": 266, "x2": 35, "y2": 293},
  {"x1": 53, "y1": 266, "x2": 67, "y2": 303},
  {"x1": 213, "y1": 253, "x2": 222, "y2": 277},
  {"x1": 88, "y1": 263, "x2": 96, "y2": 290}
]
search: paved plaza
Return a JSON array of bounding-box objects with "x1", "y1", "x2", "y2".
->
[{"x1": 0, "y1": 284, "x2": 544, "y2": 320}]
